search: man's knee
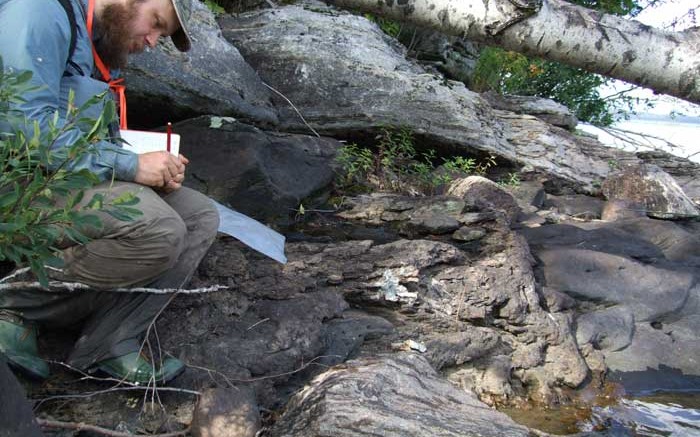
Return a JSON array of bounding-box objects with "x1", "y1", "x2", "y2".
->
[
  {"x1": 113, "y1": 186, "x2": 189, "y2": 277},
  {"x1": 168, "y1": 188, "x2": 219, "y2": 244},
  {"x1": 198, "y1": 198, "x2": 220, "y2": 242},
  {"x1": 147, "y1": 213, "x2": 187, "y2": 272}
]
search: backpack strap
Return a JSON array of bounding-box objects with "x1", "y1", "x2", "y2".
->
[{"x1": 56, "y1": 0, "x2": 85, "y2": 76}]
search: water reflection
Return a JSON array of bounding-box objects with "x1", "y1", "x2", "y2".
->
[
  {"x1": 501, "y1": 392, "x2": 700, "y2": 435},
  {"x1": 589, "y1": 394, "x2": 700, "y2": 437}
]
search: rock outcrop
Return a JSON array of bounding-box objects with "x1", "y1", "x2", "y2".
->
[
  {"x1": 602, "y1": 164, "x2": 699, "y2": 219},
  {"x1": 7, "y1": 1, "x2": 700, "y2": 436},
  {"x1": 177, "y1": 116, "x2": 340, "y2": 222},
  {"x1": 268, "y1": 353, "x2": 530, "y2": 437},
  {"x1": 522, "y1": 216, "x2": 700, "y2": 392},
  {"x1": 218, "y1": 1, "x2": 619, "y2": 192}
]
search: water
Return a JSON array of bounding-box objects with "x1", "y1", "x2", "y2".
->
[
  {"x1": 588, "y1": 392, "x2": 700, "y2": 436},
  {"x1": 502, "y1": 391, "x2": 700, "y2": 436},
  {"x1": 579, "y1": 115, "x2": 700, "y2": 164}
]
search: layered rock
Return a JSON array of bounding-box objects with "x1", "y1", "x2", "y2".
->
[
  {"x1": 218, "y1": 1, "x2": 616, "y2": 192},
  {"x1": 268, "y1": 353, "x2": 530, "y2": 437}
]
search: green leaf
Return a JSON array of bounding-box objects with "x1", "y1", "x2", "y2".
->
[
  {"x1": 0, "y1": 222, "x2": 22, "y2": 232},
  {"x1": 0, "y1": 57, "x2": 127, "y2": 276},
  {"x1": 62, "y1": 226, "x2": 90, "y2": 245},
  {"x1": 105, "y1": 206, "x2": 142, "y2": 221},
  {"x1": 29, "y1": 258, "x2": 49, "y2": 287},
  {"x1": 86, "y1": 193, "x2": 105, "y2": 210},
  {"x1": 0, "y1": 190, "x2": 19, "y2": 209},
  {"x1": 111, "y1": 190, "x2": 141, "y2": 206}
]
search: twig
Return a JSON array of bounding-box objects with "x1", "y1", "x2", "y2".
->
[
  {"x1": 209, "y1": 355, "x2": 340, "y2": 383},
  {"x1": 0, "y1": 278, "x2": 228, "y2": 294},
  {"x1": 288, "y1": 207, "x2": 338, "y2": 213},
  {"x1": 48, "y1": 360, "x2": 141, "y2": 387},
  {"x1": 143, "y1": 336, "x2": 164, "y2": 412},
  {"x1": 246, "y1": 317, "x2": 270, "y2": 331},
  {"x1": 598, "y1": 125, "x2": 685, "y2": 153},
  {"x1": 262, "y1": 81, "x2": 320, "y2": 138},
  {"x1": 34, "y1": 386, "x2": 200, "y2": 408},
  {"x1": 0, "y1": 266, "x2": 30, "y2": 283},
  {"x1": 37, "y1": 419, "x2": 189, "y2": 437},
  {"x1": 135, "y1": 293, "x2": 179, "y2": 410},
  {"x1": 601, "y1": 85, "x2": 640, "y2": 101},
  {"x1": 183, "y1": 362, "x2": 238, "y2": 388}
]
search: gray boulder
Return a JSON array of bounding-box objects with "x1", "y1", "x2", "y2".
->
[
  {"x1": 177, "y1": 116, "x2": 340, "y2": 222},
  {"x1": 522, "y1": 217, "x2": 700, "y2": 394},
  {"x1": 268, "y1": 353, "x2": 530, "y2": 437},
  {"x1": 192, "y1": 387, "x2": 260, "y2": 437},
  {"x1": 447, "y1": 176, "x2": 521, "y2": 226},
  {"x1": 610, "y1": 217, "x2": 700, "y2": 266},
  {"x1": 543, "y1": 194, "x2": 605, "y2": 220},
  {"x1": 605, "y1": 311, "x2": 700, "y2": 391},
  {"x1": 506, "y1": 179, "x2": 546, "y2": 214},
  {"x1": 520, "y1": 223, "x2": 666, "y2": 263},
  {"x1": 602, "y1": 164, "x2": 699, "y2": 219},
  {"x1": 575, "y1": 306, "x2": 635, "y2": 352},
  {"x1": 636, "y1": 150, "x2": 700, "y2": 202},
  {"x1": 538, "y1": 248, "x2": 693, "y2": 322},
  {"x1": 218, "y1": 2, "x2": 618, "y2": 193},
  {"x1": 601, "y1": 199, "x2": 647, "y2": 221}
]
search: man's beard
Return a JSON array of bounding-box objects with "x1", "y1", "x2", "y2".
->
[{"x1": 93, "y1": 1, "x2": 138, "y2": 70}]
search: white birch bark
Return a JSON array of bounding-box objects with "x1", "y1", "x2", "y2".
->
[{"x1": 327, "y1": 0, "x2": 700, "y2": 104}]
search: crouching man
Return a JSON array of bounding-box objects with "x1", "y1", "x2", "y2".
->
[{"x1": 0, "y1": 0, "x2": 218, "y2": 383}]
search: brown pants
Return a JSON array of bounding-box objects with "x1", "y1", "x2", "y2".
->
[{"x1": 0, "y1": 182, "x2": 219, "y2": 369}]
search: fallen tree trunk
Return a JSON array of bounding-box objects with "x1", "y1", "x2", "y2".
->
[{"x1": 326, "y1": 0, "x2": 700, "y2": 104}]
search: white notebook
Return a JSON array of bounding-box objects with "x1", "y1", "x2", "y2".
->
[{"x1": 120, "y1": 129, "x2": 180, "y2": 156}]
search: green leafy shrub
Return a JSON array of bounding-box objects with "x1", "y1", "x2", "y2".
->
[
  {"x1": 472, "y1": 47, "x2": 638, "y2": 126},
  {"x1": 335, "y1": 127, "x2": 502, "y2": 195},
  {"x1": 335, "y1": 142, "x2": 374, "y2": 186},
  {"x1": 364, "y1": 13, "x2": 402, "y2": 38},
  {"x1": 0, "y1": 61, "x2": 141, "y2": 285},
  {"x1": 498, "y1": 172, "x2": 521, "y2": 187},
  {"x1": 203, "y1": 0, "x2": 226, "y2": 16}
]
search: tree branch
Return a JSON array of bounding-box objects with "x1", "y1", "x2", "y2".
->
[
  {"x1": 37, "y1": 419, "x2": 189, "y2": 437},
  {"x1": 0, "y1": 268, "x2": 228, "y2": 294}
]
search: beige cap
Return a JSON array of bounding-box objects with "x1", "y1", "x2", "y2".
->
[{"x1": 170, "y1": 0, "x2": 193, "y2": 52}]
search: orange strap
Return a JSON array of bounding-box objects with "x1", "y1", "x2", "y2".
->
[{"x1": 87, "y1": 0, "x2": 127, "y2": 129}]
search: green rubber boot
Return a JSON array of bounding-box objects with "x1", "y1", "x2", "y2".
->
[
  {"x1": 95, "y1": 352, "x2": 185, "y2": 385},
  {"x1": 0, "y1": 316, "x2": 49, "y2": 380}
]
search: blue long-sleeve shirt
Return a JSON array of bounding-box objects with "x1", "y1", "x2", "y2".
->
[{"x1": 0, "y1": 0, "x2": 138, "y2": 181}]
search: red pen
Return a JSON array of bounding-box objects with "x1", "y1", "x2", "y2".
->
[{"x1": 166, "y1": 122, "x2": 172, "y2": 153}]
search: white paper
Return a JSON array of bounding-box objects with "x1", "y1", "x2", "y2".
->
[
  {"x1": 213, "y1": 200, "x2": 287, "y2": 264},
  {"x1": 120, "y1": 129, "x2": 180, "y2": 156}
]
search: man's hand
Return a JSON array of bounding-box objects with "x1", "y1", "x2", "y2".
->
[
  {"x1": 135, "y1": 152, "x2": 189, "y2": 191},
  {"x1": 161, "y1": 155, "x2": 190, "y2": 193}
]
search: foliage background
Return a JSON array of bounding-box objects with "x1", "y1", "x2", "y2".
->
[
  {"x1": 0, "y1": 60, "x2": 140, "y2": 284},
  {"x1": 470, "y1": 0, "x2": 651, "y2": 126}
]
